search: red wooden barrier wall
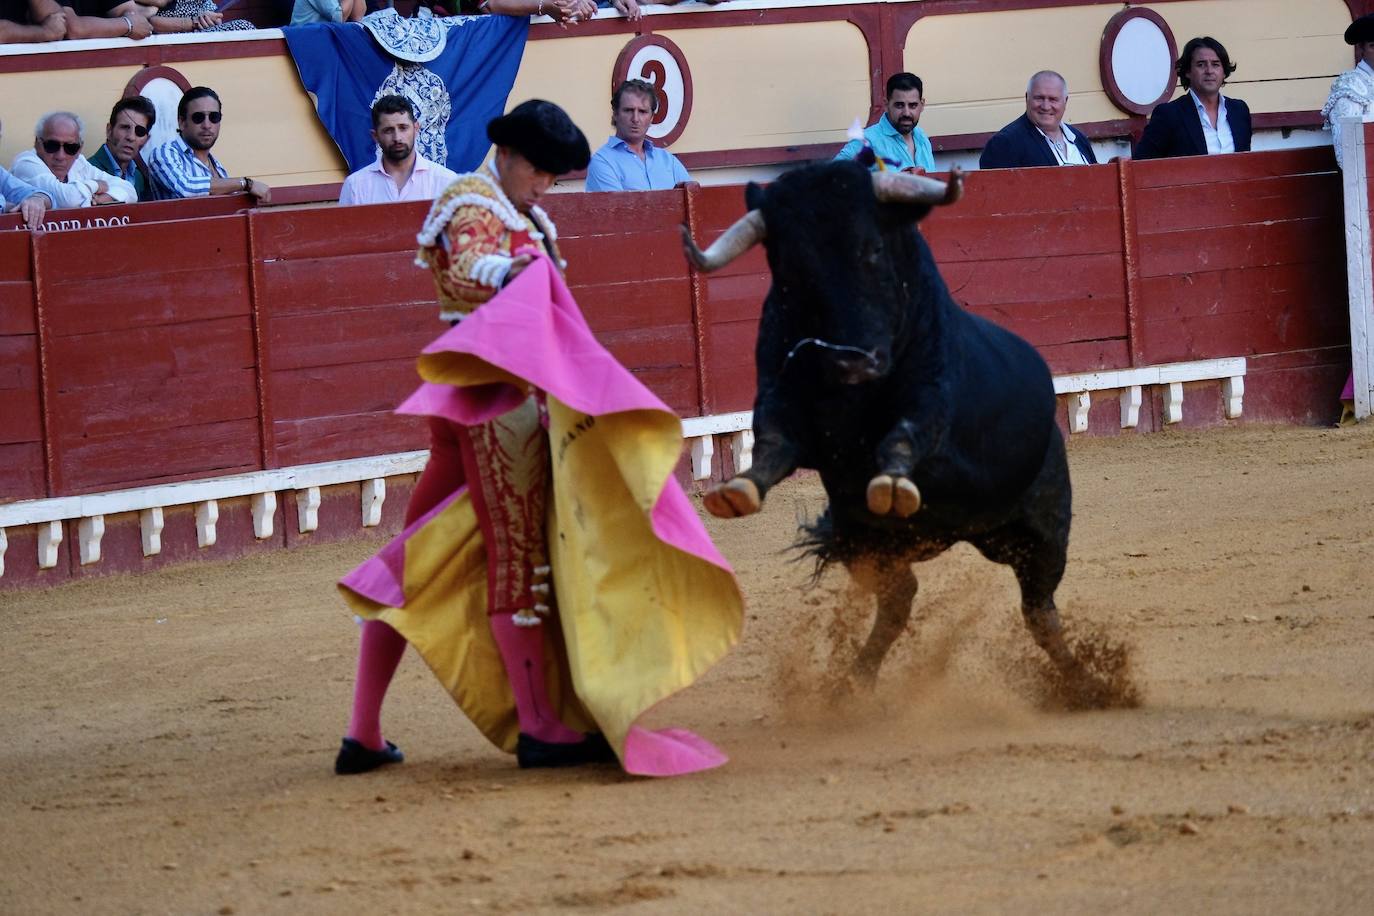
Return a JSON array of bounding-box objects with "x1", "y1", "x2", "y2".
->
[
  {"x1": 0, "y1": 232, "x2": 41, "y2": 501},
  {"x1": 250, "y1": 201, "x2": 435, "y2": 468},
  {"x1": 33, "y1": 215, "x2": 261, "y2": 495},
  {"x1": 925, "y1": 165, "x2": 1131, "y2": 374},
  {"x1": 0, "y1": 147, "x2": 1353, "y2": 505},
  {"x1": 1129, "y1": 146, "x2": 1350, "y2": 423},
  {"x1": 554, "y1": 190, "x2": 700, "y2": 418}
]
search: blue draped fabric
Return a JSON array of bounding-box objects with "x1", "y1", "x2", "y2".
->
[{"x1": 283, "y1": 15, "x2": 529, "y2": 175}]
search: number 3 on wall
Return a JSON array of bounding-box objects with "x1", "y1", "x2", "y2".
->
[{"x1": 612, "y1": 35, "x2": 694, "y2": 147}]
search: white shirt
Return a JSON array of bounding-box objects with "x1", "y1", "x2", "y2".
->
[
  {"x1": 338, "y1": 153, "x2": 458, "y2": 206},
  {"x1": 1190, "y1": 89, "x2": 1235, "y2": 155},
  {"x1": 1035, "y1": 123, "x2": 1090, "y2": 166},
  {"x1": 10, "y1": 149, "x2": 137, "y2": 208}
]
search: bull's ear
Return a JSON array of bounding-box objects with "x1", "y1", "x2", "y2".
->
[{"x1": 744, "y1": 182, "x2": 765, "y2": 212}]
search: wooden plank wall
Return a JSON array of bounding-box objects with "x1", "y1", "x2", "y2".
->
[
  {"x1": 548, "y1": 190, "x2": 701, "y2": 418},
  {"x1": 0, "y1": 147, "x2": 1354, "y2": 503},
  {"x1": 0, "y1": 232, "x2": 43, "y2": 501},
  {"x1": 690, "y1": 182, "x2": 769, "y2": 415},
  {"x1": 251, "y1": 201, "x2": 434, "y2": 467},
  {"x1": 33, "y1": 216, "x2": 261, "y2": 496},
  {"x1": 924, "y1": 165, "x2": 1130, "y2": 374},
  {"x1": 1131, "y1": 146, "x2": 1349, "y2": 422},
  {"x1": 1132, "y1": 147, "x2": 1347, "y2": 362}
]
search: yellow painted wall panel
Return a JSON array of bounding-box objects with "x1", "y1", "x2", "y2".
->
[
  {"x1": 509, "y1": 23, "x2": 871, "y2": 154},
  {"x1": 906, "y1": 0, "x2": 1351, "y2": 137},
  {"x1": 664, "y1": 23, "x2": 870, "y2": 151}
]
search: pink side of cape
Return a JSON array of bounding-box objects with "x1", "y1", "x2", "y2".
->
[{"x1": 345, "y1": 253, "x2": 733, "y2": 776}]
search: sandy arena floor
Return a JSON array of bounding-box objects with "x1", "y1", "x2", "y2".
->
[{"x1": 2, "y1": 424, "x2": 1373, "y2": 914}]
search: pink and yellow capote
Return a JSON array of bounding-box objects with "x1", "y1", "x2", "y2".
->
[{"x1": 338, "y1": 252, "x2": 744, "y2": 776}]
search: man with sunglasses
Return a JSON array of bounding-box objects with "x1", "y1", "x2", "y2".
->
[
  {"x1": 146, "y1": 86, "x2": 271, "y2": 203},
  {"x1": 0, "y1": 119, "x2": 52, "y2": 231},
  {"x1": 88, "y1": 96, "x2": 157, "y2": 203},
  {"x1": 11, "y1": 110, "x2": 136, "y2": 208}
]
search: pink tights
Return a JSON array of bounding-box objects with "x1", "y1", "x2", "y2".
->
[{"x1": 344, "y1": 418, "x2": 581, "y2": 751}]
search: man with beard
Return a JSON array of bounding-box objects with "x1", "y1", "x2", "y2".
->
[
  {"x1": 980, "y1": 71, "x2": 1098, "y2": 169},
  {"x1": 584, "y1": 78, "x2": 690, "y2": 192},
  {"x1": 11, "y1": 110, "x2": 136, "y2": 207},
  {"x1": 146, "y1": 86, "x2": 271, "y2": 202},
  {"x1": 338, "y1": 95, "x2": 458, "y2": 206},
  {"x1": 88, "y1": 96, "x2": 157, "y2": 202},
  {"x1": 1134, "y1": 36, "x2": 1251, "y2": 160},
  {"x1": 836, "y1": 72, "x2": 935, "y2": 173}
]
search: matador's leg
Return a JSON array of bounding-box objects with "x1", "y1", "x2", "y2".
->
[{"x1": 459, "y1": 398, "x2": 587, "y2": 747}]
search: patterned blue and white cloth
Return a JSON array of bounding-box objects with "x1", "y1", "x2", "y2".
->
[{"x1": 284, "y1": 9, "x2": 529, "y2": 175}]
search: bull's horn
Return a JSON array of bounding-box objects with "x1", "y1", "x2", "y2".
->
[
  {"x1": 872, "y1": 166, "x2": 964, "y2": 206},
  {"x1": 681, "y1": 210, "x2": 766, "y2": 273}
]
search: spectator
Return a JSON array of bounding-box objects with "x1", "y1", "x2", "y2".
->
[
  {"x1": 59, "y1": 0, "x2": 239, "y2": 37},
  {"x1": 146, "y1": 87, "x2": 271, "y2": 203},
  {"x1": 0, "y1": 118, "x2": 52, "y2": 231},
  {"x1": 0, "y1": 0, "x2": 67, "y2": 42},
  {"x1": 338, "y1": 95, "x2": 458, "y2": 205},
  {"x1": 1134, "y1": 37, "x2": 1251, "y2": 160},
  {"x1": 56, "y1": 0, "x2": 153, "y2": 38},
  {"x1": 148, "y1": 0, "x2": 253, "y2": 33},
  {"x1": 11, "y1": 111, "x2": 136, "y2": 208},
  {"x1": 585, "y1": 78, "x2": 690, "y2": 192},
  {"x1": 291, "y1": 0, "x2": 362, "y2": 26},
  {"x1": 1322, "y1": 14, "x2": 1374, "y2": 170},
  {"x1": 980, "y1": 71, "x2": 1098, "y2": 169},
  {"x1": 836, "y1": 72, "x2": 935, "y2": 173},
  {"x1": 419, "y1": 0, "x2": 597, "y2": 28},
  {"x1": 87, "y1": 96, "x2": 157, "y2": 202}
]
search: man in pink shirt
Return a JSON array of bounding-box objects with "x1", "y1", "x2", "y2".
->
[{"x1": 338, "y1": 95, "x2": 458, "y2": 206}]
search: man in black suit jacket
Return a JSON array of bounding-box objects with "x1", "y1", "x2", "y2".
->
[
  {"x1": 1135, "y1": 36, "x2": 1252, "y2": 159},
  {"x1": 980, "y1": 71, "x2": 1098, "y2": 169}
]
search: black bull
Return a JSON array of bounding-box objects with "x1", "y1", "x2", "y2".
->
[{"x1": 682, "y1": 161, "x2": 1106, "y2": 697}]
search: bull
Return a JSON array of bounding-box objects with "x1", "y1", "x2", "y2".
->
[{"x1": 682, "y1": 160, "x2": 1107, "y2": 700}]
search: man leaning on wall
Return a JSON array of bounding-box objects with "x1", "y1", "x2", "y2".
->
[
  {"x1": 835, "y1": 72, "x2": 935, "y2": 173},
  {"x1": 585, "y1": 78, "x2": 691, "y2": 192},
  {"x1": 11, "y1": 111, "x2": 137, "y2": 208},
  {"x1": 979, "y1": 71, "x2": 1098, "y2": 169},
  {"x1": 146, "y1": 87, "x2": 272, "y2": 203},
  {"x1": 88, "y1": 96, "x2": 158, "y2": 203},
  {"x1": 1134, "y1": 37, "x2": 1251, "y2": 160},
  {"x1": 0, "y1": 0, "x2": 67, "y2": 42}
]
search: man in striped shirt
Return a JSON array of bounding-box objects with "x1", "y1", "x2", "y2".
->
[{"x1": 146, "y1": 86, "x2": 271, "y2": 203}]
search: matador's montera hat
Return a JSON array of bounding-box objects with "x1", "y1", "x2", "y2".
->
[
  {"x1": 487, "y1": 99, "x2": 591, "y2": 175},
  {"x1": 1345, "y1": 14, "x2": 1374, "y2": 45}
]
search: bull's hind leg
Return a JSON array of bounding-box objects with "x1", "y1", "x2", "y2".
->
[
  {"x1": 972, "y1": 525, "x2": 1075, "y2": 670},
  {"x1": 973, "y1": 523, "x2": 1117, "y2": 709},
  {"x1": 846, "y1": 555, "x2": 918, "y2": 689}
]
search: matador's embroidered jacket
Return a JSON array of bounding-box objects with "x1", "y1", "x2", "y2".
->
[{"x1": 415, "y1": 162, "x2": 565, "y2": 323}]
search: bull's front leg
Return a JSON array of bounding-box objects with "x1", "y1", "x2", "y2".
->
[
  {"x1": 867, "y1": 418, "x2": 925, "y2": 518},
  {"x1": 703, "y1": 395, "x2": 801, "y2": 519}
]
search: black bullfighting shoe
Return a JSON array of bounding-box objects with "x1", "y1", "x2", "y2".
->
[
  {"x1": 516, "y1": 732, "x2": 618, "y2": 769},
  {"x1": 334, "y1": 738, "x2": 404, "y2": 775}
]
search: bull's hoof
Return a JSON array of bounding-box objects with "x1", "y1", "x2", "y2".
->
[
  {"x1": 704, "y1": 477, "x2": 761, "y2": 518},
  {"x1": 866, "y1": 475, "x2": 921, "y2": 518}
]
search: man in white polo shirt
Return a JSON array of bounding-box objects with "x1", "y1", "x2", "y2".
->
[{"x1": 338, "y1": 95, "x2": 458, "y2": 206}]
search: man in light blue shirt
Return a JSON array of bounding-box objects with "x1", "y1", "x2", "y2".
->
[
  {"x1": 585, "y1": 79, "x2": 691, "y2": 192},
  {"x1": 835, "y1": 72, "x2": 935, "y2": 173}
]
